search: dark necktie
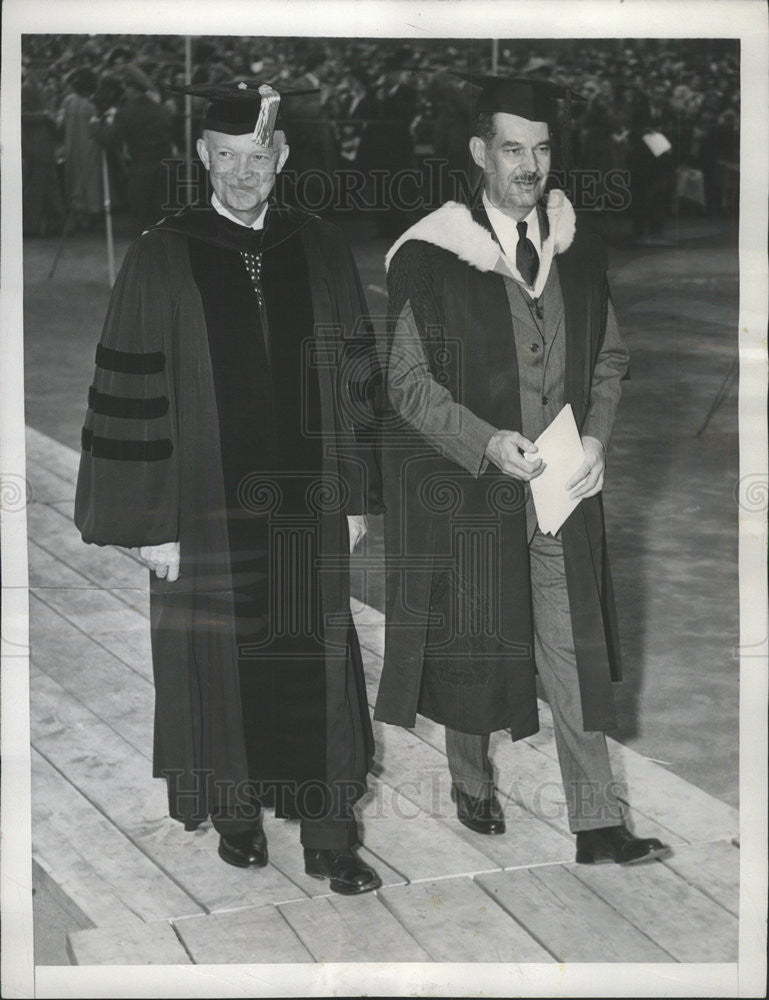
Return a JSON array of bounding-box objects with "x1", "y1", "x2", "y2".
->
[
  {"x1": 516, "y1": 220, "x2": 539, "y2": 288},
  {"x1": 241, "y1": 249, "x2": 264, "y2": 309}
]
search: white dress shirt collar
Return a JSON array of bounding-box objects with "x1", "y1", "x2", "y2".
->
[
  {"x1": 211, "y1": 192, "x2": 268, "y2": 230},
  {"x1": 482, "y1": 192, "x2": 541, "y2": 261}
]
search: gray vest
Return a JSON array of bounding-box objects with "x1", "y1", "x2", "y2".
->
[{"x1": 503, "y1": 263, "x2": 567, "y2": 539}]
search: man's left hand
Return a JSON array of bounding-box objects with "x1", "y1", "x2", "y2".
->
[
  {"x1": 347, "y1": 514, "x2": 368, "y2": 553},
  {"x1": 566, "y1": 436, "x2": 606, "y2": 500}
]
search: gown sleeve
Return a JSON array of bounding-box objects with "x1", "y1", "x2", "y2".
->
[
  {"x1": 308, "y1": 221, "x2": 385, "y2": 517},
  {"x1": 74, "y1": 231, "x2": 180, "y2": 547},
  {"x1": 337, "y1": 249, "x2": 385, "y2": 517},
  {"x1": 386, "y1": 299, "x2": 496, "y2": 477}
]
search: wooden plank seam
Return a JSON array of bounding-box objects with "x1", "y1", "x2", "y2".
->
[{"x1": 32, "y1": 742, "x2": 207, "y2": 916}]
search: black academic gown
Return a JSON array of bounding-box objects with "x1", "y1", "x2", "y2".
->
[
  {"x1": 375, "y1": 208, "x2": 622, "y2": 737},
  {"x1": 75, "y1": 202, "x2": 382, "y2": 833}
]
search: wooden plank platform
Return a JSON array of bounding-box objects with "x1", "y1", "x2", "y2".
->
[
  {"x1": 26, "y1": 494, "x2": 149, "y2": 612},
  {"x1": 29, "y1": 541, "x2": 152, "y2": 665},
  {"x1": 32, "y1": 669, "x2": 309, "y2": 913},
  {"x1": 173, "y1": 906, "x2": 314, "y2": 965},
  {"x1": 358, "y1": 786, "x2": 499, "y2": 881},
  {"x1": 368, "y1": 719, "x2": 576, "y2": 870},
  {"x1": 67, "y1": 920, "x2": 192, "y2": 966},
  {"x1": 378, "y1": 877, "x2": 553, "y2": 962},
  {"x1": 661, "y1": 840, "x2": 739, "y2": 916},
  {"x1": 32, "y1": 750, "x2": 199, "y2": 926},
  {"x1": 26, "y1": 427, "x2": 741, "y2": 966},
  {"x1": 476, "y1": 866, "x2": 674, "y2": 963},
  {"x1": 278, "y1": 894, "x2": 431, "y2": 963},
  {"x1": 570, "y1": 858, "x2": 739, "y2": 962},
  {"x1": 30, "y1": 593, "x2": 154, "y2": 755}
]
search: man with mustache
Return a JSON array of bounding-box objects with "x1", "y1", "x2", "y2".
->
[
  {"x1": 75, "y1": 81, "x2": 383, "y2": 894},
  {"x1": 376, "y1": 76, "x2": 668, "y2": 865}
]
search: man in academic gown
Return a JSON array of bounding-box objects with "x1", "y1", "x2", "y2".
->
[
  {"x1": 75, "y1": 81, "x2": 383, "y2": 894},
  {"x1": 376, "y1": 76, "x2": 669, "y2": 866}
]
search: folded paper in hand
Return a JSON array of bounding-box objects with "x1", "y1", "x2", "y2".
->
[{"x1": 527, "y1": 404, "x2": 586, "y2": 535}]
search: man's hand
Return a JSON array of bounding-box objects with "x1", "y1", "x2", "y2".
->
[
  {"x1": 136, "y1": 541, "x2": 180, "y2": 581},
  {"x1": 347, "y1": 515, "x2": 368, "y2": 553},
  {"x1": 484, "y1": 430, "x2": 545, "y2": 482},
  {"x1": 567, "y1": 436, "x2": 606, "y2": 500}
]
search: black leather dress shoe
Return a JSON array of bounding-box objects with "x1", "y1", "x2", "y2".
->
[
  {"x1": 451, "y1": 784, "x2": 506, "y2": 835},
  {"x1": 218, "y1": 820, "x2": 269, "y2": 869},
  {"x1": 575, "y1": 824, "x2": 670, "y2": 865},
  {"x1": 304, "y1": 848, "x2": 382, "y2": 895}
]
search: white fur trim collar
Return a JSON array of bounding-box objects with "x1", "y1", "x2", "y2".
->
[{"x1": 384, "y1": 190, "x2": 576, "y2": 299}]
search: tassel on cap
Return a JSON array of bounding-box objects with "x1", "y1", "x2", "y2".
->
[{"x1": 165, "y1": 78, "x2": 317, "y2": 144}]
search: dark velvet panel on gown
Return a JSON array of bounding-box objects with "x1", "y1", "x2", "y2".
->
[{"x1": 188, "y1": 229, "x2": 328, "y2": 816}]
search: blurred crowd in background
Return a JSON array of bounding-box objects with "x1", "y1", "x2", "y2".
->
[{"x1": 21, "y1": 34, "x2": 740, "y2": 240}]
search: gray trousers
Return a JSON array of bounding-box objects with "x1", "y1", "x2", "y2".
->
[{"x1": 446, "y1": 529, "x2": 624, "y2": 833}]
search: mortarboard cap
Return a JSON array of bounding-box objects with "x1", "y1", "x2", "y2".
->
[
  {"x1": 166, "y1": 79, "x2": 318, "y2": 145},
  {"x1": 454, "y1": 74, "x2": 586, "y2": 121}
]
